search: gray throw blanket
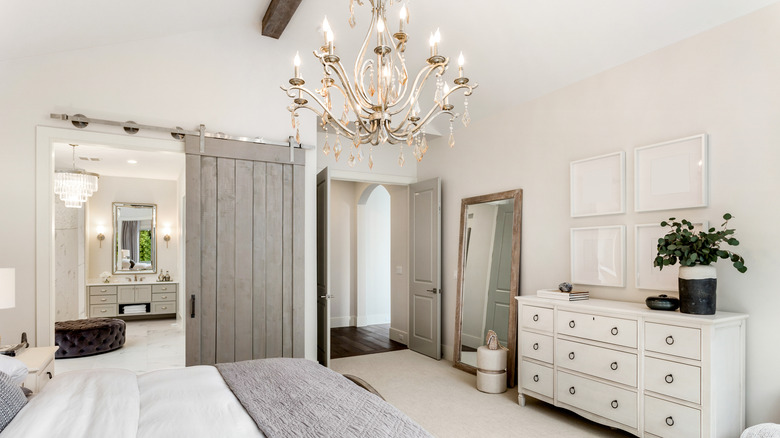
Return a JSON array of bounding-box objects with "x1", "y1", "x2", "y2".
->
[{"x1": 216, "y1": 358, "x2": 432, "y2": 438}]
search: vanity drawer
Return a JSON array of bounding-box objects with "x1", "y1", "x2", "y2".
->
[
  {"x1": 557, "y1": 310, "x2": 637, "y2": 348},
  {"x1": 152, "y1": 293, "x2": 176, "y2": 302},
  {"x1": 556, "y1": 339, "x2": 637, "y2": 387},
  {"x1": 644, "y1": 395, "x2": 701, "y2": 438},
  {"x1": 90, "y1": 304, "x2": 117, "y2": 317},
  {"x1": 521, "y1": 305, "x2": 553, "y2": 332},
  {"x1": 644, "y1": 357, "x2": 701, "y2": 404},
  {"x1": 520, "y1": 360, "x2": 553, "y2": 399},
  {"x1": 520, "y1": 331, "x2": 553, "y2": 363},
  {"x1": 89, "y1": 286, "x2": 117, "y2": 296},
  {"x1": 557, "y1": 371, "x2": 638, "y2": 429},
  {"x1": 645, "y1": 323, "x2": 701, "y2": 360},
  {"x1": 152, "y1": 284, "x2": 176, "y2": 294},
  {"x1": 152, "y1": 302, "x2": 176, "y2": 314},
  {"x1": 89, "y1": 295, "x2": 117, "y2": 305}
]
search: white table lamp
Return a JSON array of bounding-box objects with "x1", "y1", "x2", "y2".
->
[{"x1": 0, "y1": 268, "x2": 14, "y2": 310}]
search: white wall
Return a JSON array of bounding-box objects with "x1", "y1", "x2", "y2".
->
[
  {"x1": 359, "y1": 185, "x2": 391, "y2": 326},
  {"x1": 329, "y1": 180, "x2": 357, "y2": 327},
  {"x1": 0, "y1": 24, "x2": 317, "y2": 349},
  {"x1": 418, "y1": 4, "x2": 780, "y2": 425},
  {"x1": 87, "y1": 176, "x2": 179, "y2": 282}
]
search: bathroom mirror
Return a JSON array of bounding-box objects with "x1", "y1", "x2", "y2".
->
[
  {"x1": 113, "y1": 202, "x2": 157, "y2": 274},
  {"x1": 453, "y1": 189, "x2": 522, "y2": 387}
]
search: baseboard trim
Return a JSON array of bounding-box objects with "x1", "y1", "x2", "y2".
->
[
  {"x1": 330, "y1": 316, "x2": 355, "y2": 328},
  {"x1": 389, "y1": 327, "x2": 408, "y2": 346},
  {"x1": 442, "y1": 344, "x2": 455, "y2": 362},
  {"x1": 357, "y1": 314, "x2": 390, "y2": 327}
]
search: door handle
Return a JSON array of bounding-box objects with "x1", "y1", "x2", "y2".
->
[
  {"x1": 319, "y1": 295, "x2": 334, "y2": 299},
  {"x1": 190, "y1": 295, "x2": 195, "y2": 318},
  {"x1": 426, "y1": 288, "x2": 439, "y2": 294}
]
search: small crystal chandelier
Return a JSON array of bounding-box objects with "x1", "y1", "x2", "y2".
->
[
  {"x1": 54, "y1": 144, "x2": 99, "y2": 208},
  {"x1": 282, "y1": 0, "x2": 477, "y2": 169}
]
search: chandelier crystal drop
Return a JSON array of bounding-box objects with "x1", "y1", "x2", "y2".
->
[
  {"x1": 54, "y1": 144, "x2": 99, "y2": 208},
  {"x1": 282, "y1": 0, "x2": 477, "y2": 169}
]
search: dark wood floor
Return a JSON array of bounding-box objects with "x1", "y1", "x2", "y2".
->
[{"x1": 331, "y1": 324, "x2": 407, "y2": 359}]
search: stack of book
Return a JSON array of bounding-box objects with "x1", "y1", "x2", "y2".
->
[{"x1": 536, "y1": 288, "x2": 589, "y2": 301}]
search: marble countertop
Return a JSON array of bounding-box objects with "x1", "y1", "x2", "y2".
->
[{"x1": 87, "y1": 281, "x2": 177, "y2": 286}]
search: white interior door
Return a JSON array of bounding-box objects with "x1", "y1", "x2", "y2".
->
[
  {"x1": 408, "y1": 178, "x2": 441, "y2": 359},
  {"x1": 316, "y1": 168, "x2": 331, "y2": 366},
  {"x1": 484, "y1": 202, "x2": 514, "y2": 346}
]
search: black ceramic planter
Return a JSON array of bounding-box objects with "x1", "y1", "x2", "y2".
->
[{"x1": 678, "y1": 265, "x2": 717, "y2": 315}]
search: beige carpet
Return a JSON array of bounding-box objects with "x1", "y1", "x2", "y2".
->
[{"x1": 331, "y1": 350, "x2": 633, "y2": 438}]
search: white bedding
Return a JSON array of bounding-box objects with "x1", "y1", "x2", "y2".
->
[{"x1": 1, "y1": 367, "x2": 263, "y2": 438}]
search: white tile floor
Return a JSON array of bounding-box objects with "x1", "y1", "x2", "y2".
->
[{"x1": 55, "y1": 318, "x2": 185, "y2": 375}]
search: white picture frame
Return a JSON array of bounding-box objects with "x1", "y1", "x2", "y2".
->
[
  {"x1": 634, "y1": 134, "x2": 708, "y2": 212},
  {"x1": 635, "y1": 221, "x2": 708, "y2": 291},
  {"x1": 571, "y1": 225, "x2": 626, "y2": 287},
  {"x1": 570, "y1": 151, "x2": 626, "y2": 217}
]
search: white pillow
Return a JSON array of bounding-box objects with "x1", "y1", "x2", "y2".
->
[{"x1": 0, "y1": 355, "x2": 27, "y2": 385}]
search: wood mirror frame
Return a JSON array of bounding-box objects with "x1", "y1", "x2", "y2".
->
[{"x1": 453, "y1": 189, "x2": 522, "y2": 387}]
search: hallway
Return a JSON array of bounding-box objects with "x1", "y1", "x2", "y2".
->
[{"x1": 330, "y1": 324, "x2": 407, "y2": 359}]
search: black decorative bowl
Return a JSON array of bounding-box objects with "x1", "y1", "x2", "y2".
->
[{"x1": 645, "y1": 294, "x2": 681, "y2": 311}]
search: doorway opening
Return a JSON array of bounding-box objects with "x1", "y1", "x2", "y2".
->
[
  {"x1": 39, "y1": 127, "x2": 187, "y2": 374},
  {"x1": 328, "y1": 182, "x2": 407, "y2": 360}
]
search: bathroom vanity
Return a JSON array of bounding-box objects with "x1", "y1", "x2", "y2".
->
[{"x1": 87, "y1": 282, "x2": 178, "y2": 319}]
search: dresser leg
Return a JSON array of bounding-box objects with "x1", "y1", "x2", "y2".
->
[{"x1": 518, "y1": 394, "x2": 526, "y2": 407}]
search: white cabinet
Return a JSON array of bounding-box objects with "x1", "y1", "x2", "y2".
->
[
  {"x1": 517, "y1": 297, "x2": 747, "y2": 438},
  {"x1": 16, "y1": 346, "x2": 58, "y2": 394},
  {"x1": 89, "y1": 283, "x2": 177, "y2": 318}
]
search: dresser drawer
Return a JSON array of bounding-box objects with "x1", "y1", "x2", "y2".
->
[
  {"x1": 152, "y1": 293, "x2": 176, "y2": 302},
  {"x1": 521, "y1": 305, "x2": 553, "y2": 332},
  {"x1": 152, "y1": 302, "x2": 176, "y2": 314},
  {"x1": 645, "y1": 323, "x2": 701, "y2": 360},
  {"x1": 89, "y1": 295, "x2": 117, "y2": 305},
  {"x1": 152, "y1": 284, "x2": 177, "y2": 294},
  {"x1": 645, "y1": 357, "x2": 701, "y2": 404},
  {"x1": 556, "y1": 339, "x2": 637, "y2": 387},
  {"x1": 644, "y1": 395, "x2": 701, "y2": 438},
  {"x1": 557, "y1": 371, "x2": 638, "y2": 429},
  {"x1": 21, "y1": 356, "x2": 55, "y2": 394},
  {"x1": 520, "y1": 331, "x2": 553, "y2": 363},
  {"x1": 557, "y1": 310, "x2": 637, "y2": 348},
  {"x1": 520, "y1": 360, "x2": 553, "y2": 399},
  {"x1": 89, "y1": 286, "x2": 117, "y2": 296},
  {"x1": 90, "y1": 304, "x2": 117, "y2": 317}
]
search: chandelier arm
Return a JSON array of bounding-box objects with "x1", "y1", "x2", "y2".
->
[
  {"x1": 326, "y1": 60, "x2": 373, "y2": 119},
  {"x1": 284, "y1": 85, "x2": 361, "y2": 133},
  {"x1": 386, "y1": 61, "x2": 446, "y2": 117},
  {"x1": 353, "y1": 6, "x2": 379, "y2": 109}
]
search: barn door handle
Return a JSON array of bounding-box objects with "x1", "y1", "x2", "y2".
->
[{"x1": 190, "y1": 295, "x2": 195, "y2": 318}]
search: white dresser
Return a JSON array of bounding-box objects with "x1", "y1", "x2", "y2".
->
[{"x1": 516, "y1": 296, "x2": 747, "y2": 438}]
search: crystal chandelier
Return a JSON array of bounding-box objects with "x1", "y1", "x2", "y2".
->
[
  {"x1": 282, "y1": 0, "x2": 477, "y2": 169},
  {"x1": 54, "y1": 144, "x2": 99, "y2": 208}
]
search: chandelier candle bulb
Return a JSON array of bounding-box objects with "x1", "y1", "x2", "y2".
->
[
  {"x1": 322, "y1": 17, "x2": 331, "y2": 46},
  {"x1": 293, "y1": 52, "x2": 301, "y2": 79},
  {"x1": 399, "y1": 6, "x2": 407, "y2": 33},
  {"x1": 327, "y1": 30, "x2": 334, "y2": 55},
  {"x1": 458, "y1": 52, "x2": 464, "y2": 77}
]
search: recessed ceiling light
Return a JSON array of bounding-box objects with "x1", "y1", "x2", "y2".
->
[{"x1": 127, "y1": 160, "x2": 138, "y2": 164}]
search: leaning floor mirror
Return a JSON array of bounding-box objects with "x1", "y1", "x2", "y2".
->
[{"x1": 453, "y1": 189, "x2": 522, "y2": 387}]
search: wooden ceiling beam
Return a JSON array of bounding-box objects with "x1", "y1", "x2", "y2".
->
[{"x1": 261, "y1": 0, "x2": 303, "y2": 39}]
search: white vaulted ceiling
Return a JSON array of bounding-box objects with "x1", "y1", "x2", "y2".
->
[{"x1": 2, "y1": 0, "x2": 778, "y2": 126}]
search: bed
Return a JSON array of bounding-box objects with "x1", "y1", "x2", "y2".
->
[{"x1": 0, "y1": 358, "x2": 431, "y2": 437}]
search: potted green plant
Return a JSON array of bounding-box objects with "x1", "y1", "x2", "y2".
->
[{"x1": 654, "y1": 214, "x2": 747, "y2": 314}]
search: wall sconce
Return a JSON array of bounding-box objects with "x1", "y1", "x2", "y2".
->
[
  {"x1": 96, "y1": 225, "x2": 105, "y2": 248},
  {"x1": 163, "y1": 226, "x2": 171, "y2": 248}
]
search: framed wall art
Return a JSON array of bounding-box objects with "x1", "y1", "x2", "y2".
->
[
  {"x1": 570, "y1": 151, "x2": 626, "y2": 217},
  {"x1": 634, "y1": 134, "x2": 708, "y2": 212},
  {"x1": 571, "y1": 225, "x2": 626, "y2": 287},
  {"x1": 635, "y1": 221, "x2": 708, "y2": 291}
]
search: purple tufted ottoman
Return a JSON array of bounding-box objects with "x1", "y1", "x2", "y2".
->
[{"x1": 54, "y1": 318, "x2": 126, "y2": 359}]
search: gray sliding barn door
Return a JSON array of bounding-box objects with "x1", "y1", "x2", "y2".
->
[{"x1": 185, "y1": 136, "x2": 305, "y2": 366}]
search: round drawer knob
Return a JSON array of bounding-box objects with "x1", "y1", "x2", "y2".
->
[
  {"x1": 569, "y1": 386, "x2": 576, "y2": 395},
  {"x1": 161, "y1": 307, "x2": 168, "y2": 310},
  {"x1": 610, "y1": 361, "x2": 618, "y2": 371},
  {"x1": 533, "y1": 375, "x2": 539, "y2": 383},
  {"x1": 569, "y1": 320, "x2": 576, "y2": 328},
  {"x1": 666, "y1": 335, "x2": 675, "y2": 345},
  {"x1": 161, "y1": 296, "x2": 167, "y2": 299},
  {"x1": 568, "y1": 352, "x2": 575, "y2": 360},
  {"x1": 666, "y1": 416, "x2": 675, "y2": 426},
  {"x1": 100, "y1": 310, "x2": 107, "y2": 313},
  {"x1": 611, "y1": 400, "x2": 618, "y2": 409},
  {"x1": 532, "y1": 314, "x2": 539, "y2": 322},
  {"x1": 532, "y1": 343, "x2": 539, "y2": 351},
  {"x1": 610, "y1": 327, "x2": 619, "y2": 336},
  {"x1": 101, "y1": 298, "x2": 107, "y2": 302},
  {"x1": 665, "y1": 374, "x2": 674, "y2": 384}
]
